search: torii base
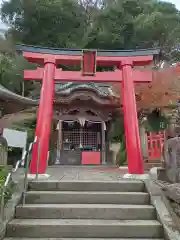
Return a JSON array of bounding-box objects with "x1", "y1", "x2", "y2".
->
[
  {"x1": 27, "y1": 173, "x2": 51, "y2": 181},
  {"x1": 122, "y1": 173, "x2": 149, "y2": 180}
]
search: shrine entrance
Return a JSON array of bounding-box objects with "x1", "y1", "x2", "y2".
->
[
  {"x1": 56, "y1": 121, "x2": 102, "y2": 165},
  {"x1": 19, "y1": 45, "x2": 160, "y2": 175},
  {"x1": 55, "y1": 107, "x2": 108, "y2": 166}
]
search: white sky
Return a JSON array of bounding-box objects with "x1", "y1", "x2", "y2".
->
[
  {"x1": 164, "y1": 0, "x2": 180, "y2": 9},
  {"x1": 0, "y1": 0, "x2": 179, "y2": 29}
]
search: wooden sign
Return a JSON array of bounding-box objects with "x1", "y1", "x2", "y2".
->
[{"x1": 81, "y1": 49, "x2": 97, "y2": 76}]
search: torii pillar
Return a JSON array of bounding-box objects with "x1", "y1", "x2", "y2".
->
[
  {"x1": 29, "y1": 56, "x2": 56, "y2": 174},
  {"x1": 121, "y1": 60, "x2": 143, "y2": 174},
  {"x1": 23, "y1": 50, "x2": 155, "y2": 176}
]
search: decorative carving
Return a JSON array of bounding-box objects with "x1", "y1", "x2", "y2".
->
[
  {"x1": 55, "y1": 91, "x2": 111, "y2": 105},
  {"x1": 55, "y1": 107, "x2": 111, "y2": 121},
  {"x1": 164, "y1": 183, "x2": 180, "y2": 204},
  {"x1": 55, "y1": 83, "x2": 108, "y2": 97},
  {"x1": 163, "y1": 137, "x2": 180, "y2": 183},
  {"x1": 157, "y1": 135, "x2": 180, "y2": 219}
]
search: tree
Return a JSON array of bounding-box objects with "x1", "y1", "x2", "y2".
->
[
  {"x1": 133, "y1": 2, "x2": 180, "y2": 52},
  {"x1": 2, "y1": 0, "x2": 180, "y2": 51},
  {"x1": 1, "y1": 0, "x2": 87, "y2": 48},
  {"x1": 0, "y1": 35, "x2": 39, "y2": 95},
  {"x1": 135, "y1": 69, "x2": 180, "y2": 109},
  {"x1": 1, "y1": 0, "x2": 180, "y2": 108},
  {"x1": 85, "y1": 0, "x2": 180, "y2": 50},
  {"x1": 0, "y1": 108, "x2": 36, "y2": 129},
  {"x1": 112, "y1": 65, "x2": 180, "y2": 110}
]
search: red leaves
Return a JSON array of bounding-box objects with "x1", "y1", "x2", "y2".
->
[{"x1": 111, "y1": 65, "x2": 180, "y2": 109}]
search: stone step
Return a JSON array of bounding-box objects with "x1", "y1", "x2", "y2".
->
[
  {"x1": 6, "y1": 219, "x2": 163, "y2": 238},
  {"x1": 25, "y1": 191, "x2": 150, "y2": 204},
  {"x1": 28, "y1": 180, "x2": 145, "y2": 192},
  {"x1": 15, "y1": 204, "x2": 156, "y2": 220},
  {"x1": 4, "y1": 238, "x2": 165, "y2": 240}
]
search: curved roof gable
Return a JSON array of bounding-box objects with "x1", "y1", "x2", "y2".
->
[
  {"x1": 0, "y1": 84, "x2": 38, "y2": 105},
  {"x1": 55, "y1": 82, "x2": 113, "y2": 98}
]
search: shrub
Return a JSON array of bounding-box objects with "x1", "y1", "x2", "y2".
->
[
  {"x1": 0, "y1": 167, "x2": 16, "y2": 206},
  {"x1": 116, "y1": 133, "x2": 127, "y2": 166}
]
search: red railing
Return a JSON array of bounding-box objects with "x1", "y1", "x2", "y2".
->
[{"x1": 146, "y1": 131, "x2": 165, "y2": 160}]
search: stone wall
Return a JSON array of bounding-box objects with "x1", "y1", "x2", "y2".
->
[{"x1": 0, "y1": 171, "x2": 24, "y2": 239}]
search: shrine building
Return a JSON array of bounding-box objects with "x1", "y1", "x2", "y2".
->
[{"x1": 14, "y1": 44, "x2": 162, "y2": 175}]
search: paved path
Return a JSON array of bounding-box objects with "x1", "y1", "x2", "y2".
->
[
  {"x1": 12, "y1": 165, "x2": 128, "y2": 182},
  {"x1": 47, "y1": 166, "x2": 128, "y2": 181}
]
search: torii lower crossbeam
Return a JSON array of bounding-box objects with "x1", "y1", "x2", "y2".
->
[
  {"x1": 24, "y1": 68, "x2": 153, "y2": 83},
  {"x1": 23, "y1": 50, "x2": 156, "y2": 175}
]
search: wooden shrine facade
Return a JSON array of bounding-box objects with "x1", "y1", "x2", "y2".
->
[{"x1": 53, "y1": 85, "x2": 119, "y2": 165}]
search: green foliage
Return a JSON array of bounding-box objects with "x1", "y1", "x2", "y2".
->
[
  {"x1": 1, "y1": 0, "x2": 86, "y2": 48},
  {"x1": 0, "y1": 166, "x2": 8, "y2": 184},
  {"x1": 0, "y1": 52, "x2": 37, "y2": 95},
  {"x1": 0, "y1": 167, "x2": 16, "y2": 205},
  {"x1": 145, "y1": 110, "x2": 169, "y2": 132},
  {"x1": 121, "y1": 135, "x2": 126, "y2": 150},
  {"x1": 15, "y1": 118, "x2": 37, "y2": 144},
  {"x1": 110, "y1": 117, "x2": 127, "y2": 166},
  {"x1": 0, "y1": 0, "x2": 179, "y2": 97},
  {"x1": 1, "y1": 0, "x2": 180, "y2": 57},
  {"x1": 110, "y1": 116, "x2": 124, "y2": 143},
  {"x1": 116, "y1": 134, "x2": 127, "y2": 166}
]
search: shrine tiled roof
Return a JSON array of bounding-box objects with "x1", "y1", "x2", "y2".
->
[
  {"x1": 55, "y1": 82, "x2": 113, "y2": 97},
  {"x1": 16, "y1": 44, "x2": 160, "y2": 57},
  {"x1": 0, "y1": 84, "x2": 38, "y2": 105}
]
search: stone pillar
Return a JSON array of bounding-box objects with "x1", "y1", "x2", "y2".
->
[
  {"x1": 101, "y1": 121, "x2": 106, "y2": 164},
  {"x1": 55, "y1": 120, "x2": 62, "y2": 164},
  {"x1": 139, "y1": 125, "x2": 148, "y2": 159}
]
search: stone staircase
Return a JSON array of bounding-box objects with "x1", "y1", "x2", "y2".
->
[{"x1": 5, "y1": 180, "x2": 164, "y2": 239}]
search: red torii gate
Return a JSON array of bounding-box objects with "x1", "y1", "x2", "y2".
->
[{"x1": 20, "y1": 45, "x2": 160, "y2": 175}]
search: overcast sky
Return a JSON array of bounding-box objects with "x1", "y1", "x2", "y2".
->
[
  {"x1": 164, "y1": 0, "x2": 180, "y2": 9},
  {"x1": 0, "y1": 0, "x2": 180, "y2": 29}
]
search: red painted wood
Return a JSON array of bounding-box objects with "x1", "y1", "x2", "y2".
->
[
  {"x1": 81, "y1": 152, "x2": 101, "y2": 165},
  {"x1": 23, "y1": 49, "x2": 155, "y2": 175},
  {"x1": 30, "y1": 59, "x2": 56, "y2": 174},
  {"x1": 122, "y1": 61, "x2": 144, "y2": 174},
  {"x1": 147, "y1": 131, "x2": 165, "y2": 160},
  {"x1": 82, "y1": 50, "x2": 96, "y2": 76},
  {"x1": 24, "y1": 68, "x2": 152, "y2": 83},
  {"x1": 24, "y1": 52, "x2": 153, "y2": 66}
]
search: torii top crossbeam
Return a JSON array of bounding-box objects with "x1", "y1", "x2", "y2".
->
[
  {"x1": 17, "y1": 44, "x2": 160, "y2": 65},
  {"x1": 18, "y1": 44, "x2": 160, "y2": 83},
  {"x1": 16, "y1": 44, "x2": 161, "y2": 176}
]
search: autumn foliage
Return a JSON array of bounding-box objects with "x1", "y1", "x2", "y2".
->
[{"x1": 112, "y1": 66, "x2": 180, "y2": 109}]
